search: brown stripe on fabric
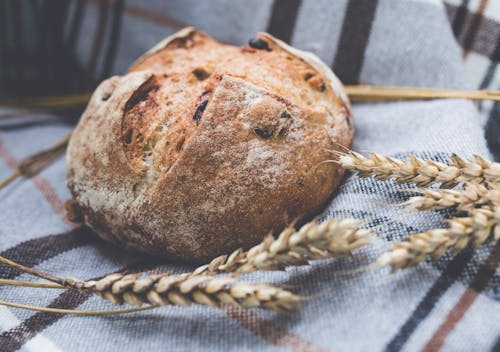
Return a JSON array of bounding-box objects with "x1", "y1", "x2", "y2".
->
[
  {"x1": 0, "y1": 260, "x2": 162, "y2": 351},
  {"x1": 87, "y1": 0, "x2": 188, "y2": 30},
  {"x1": 422, "y1": 244, "x2": 500, "y2": 352},
  {"x1": 223, "y1": 305, "x2": 328, "y2": 352},
  {"x1": 0, "y1": 226, "x2": 99, "y2": 280},
  {"x1": 266, "y1": 0, "x2": 302, "y2": 43},
  {"x1": 0, "y1": 288, "x2": 91, "y2": 352},
  {"x1": 445, "y1": 3, "x2": 500, "y2": 61},
  {"x1": 332, "y1": 0, "x2": 379, "y2": 84},
  {"x1": 461, "y1": 0, "x2": 489, "y2": 58},
  {"x1": 0, "y1": 137, "x2": 71, "y2": 225},
  {"x1": 384, "y1": 248, "x2": 475, "y2": 352}
]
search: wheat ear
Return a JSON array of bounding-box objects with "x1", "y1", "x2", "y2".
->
[
  {"x1": 63, "y1": 273, "x2": 300, "y2": 314},
  {"x1": 404, "y1": 182, "x2": 500, "y2": 212},
  {"x1": 338, "y1": 151, "x2": 500, "y2": 187},
  {"x1": 377, "y1": 204, "x2": 500, "y2": 271},
  {"x1": 193, "y1": 218, "x2": 372, "y2": 276}
]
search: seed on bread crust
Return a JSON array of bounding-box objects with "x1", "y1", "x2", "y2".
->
[
  {"x1": 67, "y1": 28, "x2": 353, "y2": 260},
  {"x1": 248, "y1": 38, "x2": 270, "y2": 51}
]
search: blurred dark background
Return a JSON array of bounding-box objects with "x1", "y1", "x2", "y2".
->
[
  {"x1": 0, "y1": 0, "x2": 123, "y2": 97},
  {"x1": 0, "y1": 0, "x2": 498, "y2": 159}
]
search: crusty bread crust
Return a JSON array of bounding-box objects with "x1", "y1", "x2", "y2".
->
[{"x1": 67, "y1": 28, "x2": 353, "y2": 261}]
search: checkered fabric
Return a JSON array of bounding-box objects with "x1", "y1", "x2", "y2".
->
[{"x1": 0, "y1": 1, "x2": 498, "y2": 351}]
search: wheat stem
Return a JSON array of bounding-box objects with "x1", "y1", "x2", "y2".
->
[
  {"x1": 0, "y1": 133, "x2": 71, "y2": 190},
  {"x1": 338, "y1": 151, "x2": 500, "y2": 187},
  {"x1": 1, "y1": 87, "x2": 499, "y2": 110},
  {"x1": 0, "y1": 278, "x2": 64, "y2": 289},
  {"x1": 0, "y1": 93, "x2": 91, "y2": 109},
  {"x1": 0, "y1": 299, "x2": 156, "y2": 315},
  {"x1": 377, "y1": 204, "x2": 500, "y2": 271},
  {"x1": 193, "y1": 218, "x2": 372, "y2": 276},
  {"x1": 0, "y1": 255, "x2": 65, "y2": 285},
  {"x1": 344, "y1": 85, "x2": 500, "y2": 102},
  {"x1": 0, "y1": 169, "x2": 21, "y2": 189}
]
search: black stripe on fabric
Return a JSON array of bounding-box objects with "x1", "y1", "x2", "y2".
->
[
  {"x1": 333, "y1": 0, "x2": 379, "y2": 84},
  {"x1": 460, "y1": 0, "x2": 488, "y2": 55},
  {"x1": 100, "y1": 0, "x2": 124, "y2": 78},
  {"x1": 0, "y1": 0, "x2": 7, "y2": 94},
  {"x1": 10, "y1": 0, "x2": 23, "y2": 94},
  {"x1": 384, "y1": 248, "x2": 475, "y2": 352},
  {"x1": 451, "y1": 0, "x2": 470, "y2": 38},
  {"x1": 485, "y1": 97, "x2": 500, "y2": 161},
  {"x1": 65, "y1": 0, "x2": 85, "y2": 49},
  {"x1": 0, "y1": 226, "x2": 99, "y2": 280},
  {"x1": 491, "y1": 336, "x2": 500, "y2": 352},
  {"x1": 0, "y1": 260, "x2": 160, "y2": 351},
  {"x1": 88, "y1": 0, "x2": 109, "y2": 79},
  {"x1": 482, "y1": 39, "x2": 500, "y2": 161},
  {"x1": 479, "y1": 37, "x2": 500, "y2": 89},
  {"x1": 444, "y1": 2, "x2": 500, "y2": 60},
  {"x1": 266, "y1": 0, "x2": 302, "y2": 43},
  {"x1": 0, "y1": 289, "x2": 91, "y2": 352}
]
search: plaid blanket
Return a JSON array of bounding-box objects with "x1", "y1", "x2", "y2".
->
[{"x1": 0, "y1": 1, "x2": 499, "y2": 351}]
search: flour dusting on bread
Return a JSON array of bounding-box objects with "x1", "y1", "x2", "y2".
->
[{"x1": 67, "y1": 28, "x2": 353, "y2": 260}]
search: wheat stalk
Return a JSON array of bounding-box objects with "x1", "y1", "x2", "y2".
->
[
  {"x1": 193, "y1": 218, "x2": 372, "y2": 276},
  {"x1": 62, "y1": 273, "x2": 300, "y2": 314},
  {"x1": 338, "y1": 151, "x2": 500, "y2": 187},
  {"x1": 404, "y1": 182, "x2": 500, "y2": 212},
  {"x1": 0, "y1": 93, "x2": 91, "y2": 109},
  {"x1": 377, "y1": 204, "x2": 499, "y2": 271},
  {"x1": 0, "y1": 299, "x2": 155, "y2": 316},
  {"x1": 1, "y1": 87, "x2": 499, "y2": 110},
  {"x1": 344, "y1": 85, "x2": 500, "y2": 102},
  {"x1": 0, "y1": 132, "x2": 71, "y2": 190}
]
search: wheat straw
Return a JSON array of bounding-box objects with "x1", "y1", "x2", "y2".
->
[
  {"x1": 193, "y1": 218, "x2": 372, "y2": 276},
  {"x1": 404, "y1": 182, "x2": 500, "y2": 212},
  {"x1": 63, "y1": 273, "x2": 300, "y2": 314},
  {"x1": 377, "y1": 204, "x2": 499, "y2": 271},
  {"x1": 338, "y1": 151, "x2": 500, "y2": 187},
  {"x1": 0, "y1": 300, "x2": 156, "y2": 315},
  {"x1": 0, "y1": 93, "x2": 91, "y2": 109},
  {"x1": 0, "y1": 133, "x2": 71, "y2": 190},
  {"x1": 344, "y1": 85, "x2": 500, "y2": 102},
  {"x1": 1, "y1": 87, "x2": 499, "y2": 110}
]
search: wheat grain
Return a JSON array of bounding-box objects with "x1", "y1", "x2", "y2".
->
[
  {"x1": 63, "y1": 273, "x2": 300, "y2": 314},
  {"x1": 377, "y1": 204, "x2": 499, "y2": 271},
  {"x1": 193, "y1": 218, "x2": 372, "y2": 276},
  {"x1": 450, "y1": 154, "x2": 500, "y2": 184},
  {"x1": 338, "y1": 152, "x2": 500, "y2": 187},
  {"x1": 404, "y1": 182, "x2": 500, "y2": 212}
]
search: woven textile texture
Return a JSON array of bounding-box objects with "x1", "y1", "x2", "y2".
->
[{"x1": 0, "y1": 1, "x2": 499, "y2": 351}]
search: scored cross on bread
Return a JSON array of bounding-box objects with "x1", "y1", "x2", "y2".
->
[{"x1": 67, "y1": 27, "x2": 353, "y2": 260}]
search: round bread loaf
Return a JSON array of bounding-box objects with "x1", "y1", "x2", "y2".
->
[{"x1": 67, "y1": 27, "x2": 353, "y2": 261}]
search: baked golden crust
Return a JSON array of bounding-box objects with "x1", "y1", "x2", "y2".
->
[{"x1": 67, "y1": 28, "x2": 353, "y2": 260}]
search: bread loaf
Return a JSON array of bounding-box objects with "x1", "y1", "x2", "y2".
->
[{"x1": 66, "y1": 27, "x2": 353, "y2": 261}]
